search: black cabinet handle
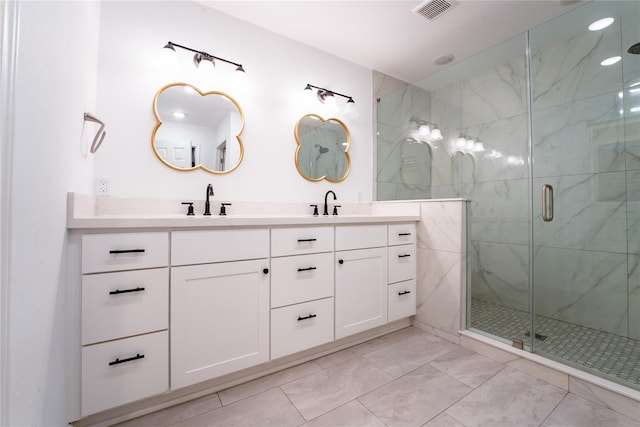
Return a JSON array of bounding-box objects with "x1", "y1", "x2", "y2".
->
[
  {"x1": 109, "y1": 353, "x2": 145, "y2": 366},
  {"x1": 109, "y1": 249, "x2": 145, "y2": 254},
  {"x1": 109, "y1": 286, "x2": 145, "y2": 295},
  {"x1": 398, "y1": 254, "x2": 412, "y2": 258},
  {"x1": 398, "y1": 232, "x2": 412, "y2": 236},
  {"x1": 263, "y1": 268, "x2": 269, "y2": 274},
  {"x1": 297, "y1": 267, "x2": 317, "y2": 272},
  {"x1": 297, "y1": 238, "x2": 317, "y2": 242},
  {"x1": 398, "y1": 290, "x2": 411, "y2": 296},
  {"x1": 338, "y1": 259, "x2": 344, "y2": 264},
  {"x1": 297, "y1": 314, "x2": 317, "y2": 321}
]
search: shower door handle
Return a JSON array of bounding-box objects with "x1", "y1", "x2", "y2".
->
[{"x1": 542, "y1": 184, "x2": 554, "y2": 222}]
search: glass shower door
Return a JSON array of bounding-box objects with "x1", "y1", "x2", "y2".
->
[{"x1": 529, "y1": 1, "x2": 640, "y2": 389}]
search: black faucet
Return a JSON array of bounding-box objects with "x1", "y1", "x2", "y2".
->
[
  {"x1": 204, "y1": 184, "x2": 214, "y2": 216},
  {"x1": 323, "y1": 190, "x2": 336, "y2": 216}
]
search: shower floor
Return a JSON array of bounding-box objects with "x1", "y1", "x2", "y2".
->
[{"x1": 470, "y1": 298, "x2": 640, "y2": 390}]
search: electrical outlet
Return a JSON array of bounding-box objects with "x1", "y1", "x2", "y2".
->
[{"x1": 96, "y1": 177, "x2": 110, "y2": 196}]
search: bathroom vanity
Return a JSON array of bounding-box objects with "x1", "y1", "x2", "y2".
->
[{"x1": 66, "y1": 193, "x2": 419, "y2": 423}]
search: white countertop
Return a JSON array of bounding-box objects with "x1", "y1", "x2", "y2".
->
[{"x1": 67, "y1": 193, "x2": 421, "y2": 230}]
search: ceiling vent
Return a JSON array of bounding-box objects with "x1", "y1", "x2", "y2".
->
[{"x1": 413, "y1": 0, "x2": 457, "y2": 21}]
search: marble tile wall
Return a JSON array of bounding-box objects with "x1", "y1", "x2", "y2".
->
[{"x1": 414, "y1": 200, "x2": 466, "y2": 342}]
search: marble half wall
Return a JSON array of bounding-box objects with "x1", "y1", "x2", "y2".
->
[{"x1": 414, "y1": 199, "x2": 467, "y2": 343}]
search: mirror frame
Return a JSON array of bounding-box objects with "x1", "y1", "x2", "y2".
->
[
  {"x1": 151, "y1": 82, "x2": 245, "y2": 174},
  {"x1": 294, "y1": 114, "x2": 351, "y2": 183}
]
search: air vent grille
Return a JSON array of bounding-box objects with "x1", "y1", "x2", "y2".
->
[{"x1": 413, "y1": 0, "x2": 457, "y2": 21}]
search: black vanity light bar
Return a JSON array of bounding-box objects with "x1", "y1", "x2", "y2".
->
[
  {"x1": 164, "y1": 41, "x2": 245, "y2": 73},
  {"x1": 305, "y1": 84, "x2": 355, "y2": 103}
]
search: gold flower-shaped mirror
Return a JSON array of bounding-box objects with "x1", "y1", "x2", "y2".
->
[
  {"x1": 294, "y1": 114, "x2": 350, "y2": 182},
  {"x1": 152, "y1": 82, "x2": 244, "y2": 174}
]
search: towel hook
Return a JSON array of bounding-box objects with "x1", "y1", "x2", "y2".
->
[{"x1": 84, "y1": 112, "x2": 106, "y2": 153}]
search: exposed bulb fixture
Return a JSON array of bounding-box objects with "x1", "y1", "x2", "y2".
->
[
  {"x1": 588, "y1": 17, "x2": 614, "y2": 31},
  {"x1": 411, "y1": 117, "x2": 443, "y2": 141},
  {"x1": 163, "y1": 41, "x2": 245, "y2": 74},
  {"x1": 304, "y1": 84, "x2": 355, "y2": 106}
]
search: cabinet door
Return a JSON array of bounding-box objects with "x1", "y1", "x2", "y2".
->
[
  {"x1": 335, "y1": 247, "x2": 388, "y2": 339},
  {"x1": 171, "y1": 259, "x2": 270, "y2": 389}
]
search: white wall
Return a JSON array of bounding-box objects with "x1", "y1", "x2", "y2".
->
[
  {"x1": 95, "y1": 1, "x2": 374, "y2": 203},
  {"x1": 5, "y1": 1, "x2": 99, "y2": 425}
]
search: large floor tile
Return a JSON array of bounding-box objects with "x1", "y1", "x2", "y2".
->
[
  {"x1": 114, "y1": 393, "x2": 222, "y2": 427},
  {"x1": 542, "y1": 393, "x2": 640, "y2": 427},
  {"x1": 302, "y1": 400, "x2": 386, "y2": 427},
  {"x1": 358, "y1": 364, "x2": 472, "y2": 426},
  {"x1": 429, "y1": 347, "x2": 505, "y2": 388},
  {"x1": 172, "y1": 388, "x2": 304, "y2": 427},
  {"x1": 218, "y1": 361, "x2": 322, "y2": 405},
  {"x1": 423, "y1": 413, "x2": 467, "y2": 427},
  {"x1": 281, "y1": 357, "x2": 392, "y2": 421},
  {"x1": 445, "y1": 370, "x2": 566, "y2": 426},
  {"x1": 314, "y1": 338, "x2": 387, "y2": 369},
  {"x1": 364, "y1": 331, "x2": 457, "y2": 378}
]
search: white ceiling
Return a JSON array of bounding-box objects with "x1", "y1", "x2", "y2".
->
[{"x1": 196, "y1": 0, "x2": 586, "y2": 84}]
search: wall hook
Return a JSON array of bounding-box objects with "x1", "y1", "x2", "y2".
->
[{"x1": 84, "y1": 112, "x2": 106, "y2": 153}]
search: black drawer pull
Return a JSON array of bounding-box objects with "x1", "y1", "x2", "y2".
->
[
  {"x1": 398, "y1": 254, "x2": 412, "y2": 258},
  {"x1": 297, "y1": 314, "x2": 317, "y2": 321},
  {"x1": 338, "y1": 259, "x2": 344, "y2": 264},
  {"x1": 109, "y1": 286, "x2": 145, "y2": 295},
  {"x1": 398, "y1": 290, "x2": 411, "y2": 296},
  {"x1": 109, "y1": 353, "x2": 145, "y2": 366},
  {"x1": 109, "y1": 249, "x2": 145, "y2": 254},
  {"x1": 263, "y1": 268, "x2": 269, "y2": 274},
  {"x1": 297, "y1": 266, "x2": 317, "y2": 272},
  {"x1": 398, "y1": 232, "x2": 412, "y2": 236},
  {"x1": 297, "y1": 238, "x2": 317, "y2": 242}
]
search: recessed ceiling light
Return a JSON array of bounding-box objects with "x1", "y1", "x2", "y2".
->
[
  {"x1": 588, "y1": 17, "x2": 614, "y2": 31},
  {"x1": 600, "y1": 56, "x2": 621, "y2": 66},
  {"x1": 433, "y1": 54, "x2": 454, "y2": 66}
]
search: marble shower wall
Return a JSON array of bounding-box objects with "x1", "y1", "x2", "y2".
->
[{"x1": 415, "y1": 200, "x2": 466, "y2": 342}]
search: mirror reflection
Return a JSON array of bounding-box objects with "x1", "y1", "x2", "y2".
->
[
  {"x1": 295, "y1": 114, "x2": 350, "y2": 182},
  {"x1": 152, "y1": 82, "x2": 244, "y2": 174}
]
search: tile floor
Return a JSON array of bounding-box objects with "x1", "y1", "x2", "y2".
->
[{"x1": 115, "y1": 327, "x2": 640, "y2": 427}]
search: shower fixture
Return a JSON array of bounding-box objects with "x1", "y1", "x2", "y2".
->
[{"x1": 163, "y1": 41, "x2": 246, "y2": 73}]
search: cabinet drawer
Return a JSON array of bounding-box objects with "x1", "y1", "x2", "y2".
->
[
  {"x1": 271, "y1": 226, "x2": 333, "y2": 257},
  {"x1": 271, "y1": 253, "x2": 334, "y2": 308},
  {"x1": 388, "y1": 244, "x2": 416, "y2": 284},
  {"x1": 388, "y1": 279, "x2": 416, "y2": 322},
  {"x1": 271, "y1": 298, "x2": 334, "y2": 359},
  {"x1": 81, "y1": 331, "x2": 168, "y2": 416},
  {"x1": 82, "y1": 268, "x2": 168, "y2": 345},
  {"x1": 388, "y1": 223, "x2": 417, "y2": 246},
  {"x1": 335, "y1": 224, "x2": 386, "y2": 251},
  {"x1": 82, "y1": 232, "x2": 168, "y2": 274},
  {"x1": 171, "y1": 228, "x2": 269, "y2": 266}
]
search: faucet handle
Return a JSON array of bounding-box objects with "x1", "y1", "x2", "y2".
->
[
  {"x1": 181, "y1": 202, "x2": 195, "y2": 216},
  {"x1": 309, "y1": 204, "x2": 319, "y2": 216},
  {"x1": 333, "y1": 205, "x2": 341, "y2": 216},
  {"x1": 219, "y1": 203, "x2": 232, "y2": 216}
]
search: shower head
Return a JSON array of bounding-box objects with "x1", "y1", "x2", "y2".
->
[{"x1": 629, "y1": 43, "x2": 640, "y2": 55}]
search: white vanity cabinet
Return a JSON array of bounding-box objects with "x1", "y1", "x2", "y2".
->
[
  {"x1": 270, "y1": 227, "x2": 334, "y2": 359},
  {"x1": 335, "y1": 225, "x2": 388, "y2": 339},
  {"x1": 387, "y1": 223, "x2": 417, "y2": 322},
  {"x1": 170, "y1": 229, "x2": 270, "y2": 390},
  {"x1": 80, "y1": 232, "x2": 169, "y2": 416}
]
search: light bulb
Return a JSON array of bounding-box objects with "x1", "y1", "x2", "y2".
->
[
  {"x1": 601, "y1": 56, "x2": 621, "y2": 66},
  {"x1": 430, "y1": 128, "x2": 443, "y2": 141},
  {"x1": 588, "y1": 17, "x2": 614, "y2": 31},
  {"x1": 456, "y1": 136, "x2": 466, "y2": 148},
  {"x1": 473, "y1": 141, "x2": 485, "y2": 152},
  {"x1": 419, "y1": 124, "x2": 431, "y2": 136}
]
